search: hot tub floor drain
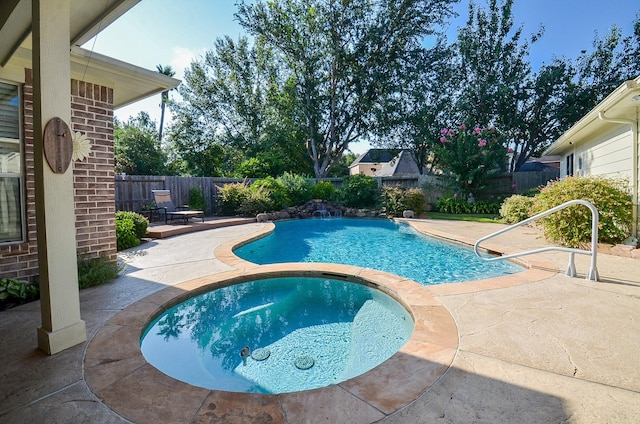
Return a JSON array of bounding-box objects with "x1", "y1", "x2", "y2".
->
[
  {"x1": 251, "y1": 348, "x2": 271, "y2": 361},
  {"x1": 294, "y1": 356, "x2": 315, "y2": 370}
]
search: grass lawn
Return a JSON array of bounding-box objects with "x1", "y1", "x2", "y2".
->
[{"x1": 425, "y1": 212, "x2": 503, "y2": 224}]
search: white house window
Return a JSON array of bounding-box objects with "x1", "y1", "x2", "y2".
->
[
  {"x1": 566, "y1": 153, "x2": 574, "y2": 177},
  {"x1": 0, "y1": 81, "x2": 24, "y2": 244}
]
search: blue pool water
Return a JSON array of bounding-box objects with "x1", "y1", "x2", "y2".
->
[
  {"x1": 235, "y1": 219, "x2": 521, "y2": 285},
  {"x1": 140, "y1": 277, "x2": 413, "y2": 394}
]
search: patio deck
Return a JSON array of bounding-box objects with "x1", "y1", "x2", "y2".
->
[
  {"x1": 145, "y1": 216, "x2": 256, "y2": 239},
  {"x1": 1, "y1": 219, "x2": 639, "y2": 423}
]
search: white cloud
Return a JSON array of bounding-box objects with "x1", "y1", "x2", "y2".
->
[{"x1": 170, "y1": 46, "x2": 207, "y2": 78}]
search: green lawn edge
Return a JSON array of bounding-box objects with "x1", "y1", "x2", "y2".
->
[{"x1": 425, "y1": 212, "x2": 503, "y2": 223}]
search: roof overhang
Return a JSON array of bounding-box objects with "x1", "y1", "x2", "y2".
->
[
  {"x1": 0, "y1": 0, "x2": 140, "y2": 67},
  {"x1": 545, "y1": 76, "x2": 640, "y2": 155},
  {"x1": 7, "y1": 44, "x2": 181, "y2": 108},
  {"x1": 0, "y1": 0, "x2": 181, "y2": 108}
]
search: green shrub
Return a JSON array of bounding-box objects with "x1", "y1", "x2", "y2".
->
[
  {"x1": 250, "y1": 176, "x2": 285, "y2": 211},
  {"x1": 531, "y1": 176, "x2": 633, "y2": 247},
  {"x1": 236, "y1": 157, "x2": 271, "y2": 178},
  {"x1": 521, "y1": 186, "x2": 542, "y2": 197},
  {"x1": 339, "y1": 174, "x2": 380, "y2": 208},
  {"x1": 238, "y1": 184, "x2": 278, "y2": 216},
  {"x1": 312, "y1": 180, "x2": 337, "y2": 201},
  {"x1": 217, "y1": 182, "x2": 249, "y2": 216},
  {"x1": 500, "y1": 195, "x2": 534, "y2": 224},
  {"x1": 403, "y1": 188, "x2": 427, "y2": 216},
  {"x1": 381, "y1": 186, "x2": 427, "y2": 217},
  {"x1": 436, "y1": 196, "x2": 471, "y2": 214},
  {"x1": 0, "y1": 278, "x2": 39, "y2": 303},
  {"x1": 77, "y1": 255, "x2": 121, "y2": 289},
  {"x1": 470, "y1": 200, "x2": 500, "y2": 215},
  {"x1": 115, "y1": 211, "x2": 148, "y2": 239},
  {"x1": 115, "y1": 217, "x2": 139, "y2": 251},
  {"x1": 188, "y1": 186, "x2": 206, "y2": 211},
  {"x1": 277, "y1": 172, "x2": 313, "y2": 206},
  {"x1": 436, "y1": 196, "x2": 499, "y2": 215},
  {"x1": 381, "y1": 186, "x2": 405, "y2": 217}
]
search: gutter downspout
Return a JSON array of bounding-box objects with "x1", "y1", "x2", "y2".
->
[{"x1": 598, "y1": 111, "x2": 638, "y2": 239}]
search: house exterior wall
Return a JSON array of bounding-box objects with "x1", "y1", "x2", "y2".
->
[
  {"x1": 0, "y1": 70, "x2": 116, "y2": 282},
  {"x1": 557, "y1": 122, "x2": 639, "y2": 239},
  {"x1": 349, "y1": 162, "x2": 386, "y2": 176},
  {"x1": 560, "y1": 126, "x2": 634, "y2": 180},
  {"x1": 637, "y1": 113, "x2": 640, "y2": 236},
  {"x1": 70, "y1": 77, "x2": 117, "y2": 261}
]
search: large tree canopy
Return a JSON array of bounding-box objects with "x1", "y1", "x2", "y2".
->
[
  {"x1": 436, "y1": 1, "x2": 640, "y2": 172},
  {"x1": 155, "y1": 1, "x2": 639, "y2": 180},
  {"x1": 236, "y1": 0, "x2": 457, "y2": 177},
  {"x1": 114, "y1": 112, "x2": 167, "y2": 175},
  {"x1": 169, "y1": 36, "x2": 312, "y2": 177}
]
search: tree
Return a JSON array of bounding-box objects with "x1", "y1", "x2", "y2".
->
[
  {"x1": 327, "y1": 152, "x2": 358, "y2": 177},
  {"x1": 166, "y1": 112, "x2": 241, "y2": 176},
  {"x1": 236, "y1": 0, "x2": 457, "y2": 178},
  {"x1": 379, "y1": 40, "x2": 455, "y2": 174},
  {"x1": 170, "y1": 36, "x2": 311, "y2": 176},
  {"x1": 508, "y1": 60, "x2": 576, "y2": 171},
  {"x1": 564, "y1": 14, "x2": 640, "y2": 124},
  {"x1": 114, "y1": 112, "x2": 167, "y2": 175},
  {"x1": 453, "y1": 0, "x2": 538, "y2": 127},
  {"x1": 619, "y1": 13, "x2": 640, "y2": 79},
  {"x1": 156, "y1": 64, "x2": 176, "y2": 141},
  {"x1": 436, "y1": 122, "x2": 507, "y2": 195},
  {"x1": 450, "y1": 0, "x2": 583, "y2": 170},
  {"x1": 511, "y1": 13, "x2": 640, "y2": 170}
]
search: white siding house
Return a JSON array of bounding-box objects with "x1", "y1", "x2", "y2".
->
[{"x1": 545, "y1": 75, "x2": 640, "y2": 239}]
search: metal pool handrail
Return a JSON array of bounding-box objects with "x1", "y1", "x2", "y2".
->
[{"x1": 474, "y1": 199, "x2": 599, "y2": 281}]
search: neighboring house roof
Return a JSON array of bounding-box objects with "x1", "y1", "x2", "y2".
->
[
  {"x1": 545, "y1": 75, "x2": 640, "y2": 155},
  {"x1": 349, "y1": 149, "x2": 400, "y2": 167},
  {"x1": 0, "y1": 0, "x2": 179, "y2": 106},
  {"x1": 374, "y1": 150, "x2": 422, "y2": 176},
  {"x1": 517, "y1": 161, "x2": 558, "y2": 172},
  {"x1": 517, "y1": 155, "x2": 561, "y2": 172}
]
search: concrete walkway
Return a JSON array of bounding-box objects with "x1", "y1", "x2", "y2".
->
[{"x1": 0, "y1": 220, "x2": 639, "y2": 423}]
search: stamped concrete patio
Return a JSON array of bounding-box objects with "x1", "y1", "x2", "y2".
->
[{"x1": 1, "y1": 219, "x2": 639, "y2": 423}]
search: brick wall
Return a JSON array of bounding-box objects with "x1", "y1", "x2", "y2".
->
[
  {"x1": 70, "y1": 79, "x2": 117, "y2": 261},
  {"x1": 0, "y1": 70, "x2": 117, "y2": 282}
]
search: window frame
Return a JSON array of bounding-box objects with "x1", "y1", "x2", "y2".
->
[
  {"x1": 566, "y1": 153, "x2": 574, "y2": 177},
  {"x1": 0, "y1": 79, "x2": 26, "y2": 245}
]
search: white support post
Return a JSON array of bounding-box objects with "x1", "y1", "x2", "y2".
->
[{"x1": 32, "y1": 0, "x2": 86, "y2": 354}]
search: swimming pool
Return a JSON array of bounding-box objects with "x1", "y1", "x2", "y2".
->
[
  {"x1": 140, "y1": 276, "x2": 413, "y2": 394},
  {"x1": 234, "y1": 219, "x2": 521, "y2": 285}
]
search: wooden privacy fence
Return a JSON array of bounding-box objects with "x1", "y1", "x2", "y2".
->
[
  {"x1": 512, "y1": 170, "x2": 559, "y2": 192},
  {"x1": 115, "y1": 170, "x2": 559, "y2": 215},
  {"x1": 115, "y1": 175, "x2": 257, "y2": 214}
]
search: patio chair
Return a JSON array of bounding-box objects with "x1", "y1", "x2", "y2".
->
[{"x1": 151, "y1": 189, "x2": 204, "y2": 224}]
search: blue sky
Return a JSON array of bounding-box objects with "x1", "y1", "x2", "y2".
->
[{"x1": 87, "y1": 0, "x2": 637, "y2": 153}]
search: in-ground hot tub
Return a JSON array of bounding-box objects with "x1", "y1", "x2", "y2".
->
[{"x1": 140, "y1": 276, "x2": 414, "y2": 394}]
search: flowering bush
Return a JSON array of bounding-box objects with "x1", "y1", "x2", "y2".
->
[{"x1": 436, "y1": 122, "x2": 507, "y2": 195}]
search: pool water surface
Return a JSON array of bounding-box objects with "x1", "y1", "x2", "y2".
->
[
  {"x1": 140, "y1": 277, "x2": 413, "y2": 394},
  {"x1": 235, "y1": 218, "x2": 521, "y2": 285}
]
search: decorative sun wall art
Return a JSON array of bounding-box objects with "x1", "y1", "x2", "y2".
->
[{"x1": 71, "y1": 131, "x2": 92, "y2": 161}]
